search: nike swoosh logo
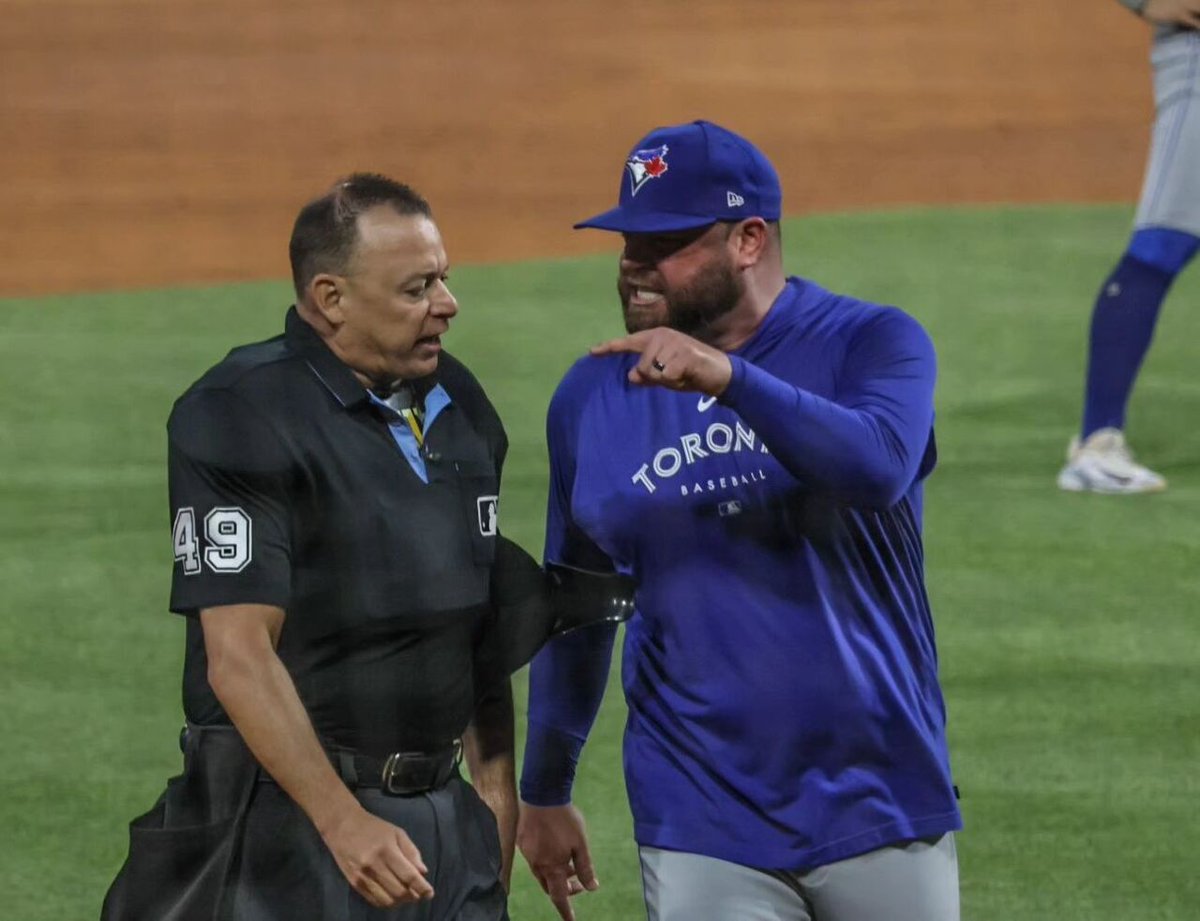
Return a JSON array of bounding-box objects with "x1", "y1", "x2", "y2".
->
[{"x1": 697, "y1": 395, "x2": 717, "y2": 412}]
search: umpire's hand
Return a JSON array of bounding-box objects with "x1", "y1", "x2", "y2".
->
[
  {"x1": 517, "y1": 803, "x2": 599, "y2": 921},
  {"x1": 320, "y1": 805, "x2": 435, "y2": 908}
]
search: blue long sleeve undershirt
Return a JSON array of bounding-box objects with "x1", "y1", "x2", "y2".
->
[
  {"x1": 520, "y1": 623, "x2": 618, "y2": 805},
  {"x1": 720, "y1": 312, "x2": 935, "y2": 508}
]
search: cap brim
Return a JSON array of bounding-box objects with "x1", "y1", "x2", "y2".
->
[{"x1": 573, "y1": 206, "x2": 717, "y2": 234}]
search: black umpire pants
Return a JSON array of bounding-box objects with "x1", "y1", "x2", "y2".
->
[
  {"x1": 102, "y1": 726, "x2": 508, "y2": 921},
  {"x1": 232, "y1": 776, "x2": 507, "y2": 921}
]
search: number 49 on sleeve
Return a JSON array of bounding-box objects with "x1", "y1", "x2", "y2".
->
[{"x1": 172, "y1": 507, "x2": 253, "y2": 574}]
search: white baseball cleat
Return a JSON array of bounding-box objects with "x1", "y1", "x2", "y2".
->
[{"x1": 1057, "y1": 427, "x2": 1166, "y2": 494}]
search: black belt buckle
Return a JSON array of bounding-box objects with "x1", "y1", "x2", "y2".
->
[{"x1": 380, "y1": 740, "x2": 462, "y2": 795}]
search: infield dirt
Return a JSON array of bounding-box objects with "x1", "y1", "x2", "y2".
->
[{"x1": 2, "y1": 0, "x2": 1152, "y2": 295}]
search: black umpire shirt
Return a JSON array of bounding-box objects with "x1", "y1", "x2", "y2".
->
[{"x1": 168, "y1": 307, "x2": 507, "y2": 757}]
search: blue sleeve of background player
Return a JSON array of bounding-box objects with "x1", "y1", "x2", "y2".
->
[
  {"x1": 520, "y1": 364, "x2": 620, "y2": 807},
  {"x1": 722, "y1": 307, "x2": 936, "y2": 508}
]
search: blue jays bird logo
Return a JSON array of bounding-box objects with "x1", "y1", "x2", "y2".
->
[{"x1": 626, "y1": 145, "x2": 669, "y2": 196}]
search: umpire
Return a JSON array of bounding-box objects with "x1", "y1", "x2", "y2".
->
[{"x1": 101, "y1": 174, "x2": 627, "y2": 921}]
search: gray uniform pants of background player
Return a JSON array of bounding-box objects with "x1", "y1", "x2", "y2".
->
[
  {"x1": 640, "y1": 834, "x2": 958, "y2": 921},
  {"x1": 1134, "y1": 31, "x2": 1200, "y2": 236}
]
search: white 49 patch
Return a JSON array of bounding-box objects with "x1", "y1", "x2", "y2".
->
[{"x1": 172, "y1": 506, "x2": 252, "y2": 574}]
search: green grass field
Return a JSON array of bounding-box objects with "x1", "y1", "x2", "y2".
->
[{"x1": 2, "y1": 204, "x2": 1198, "y2": 920}]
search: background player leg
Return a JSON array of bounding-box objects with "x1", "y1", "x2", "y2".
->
[{"x1": 1060, "y1": 31, "x2": 1200, "y2": 493}]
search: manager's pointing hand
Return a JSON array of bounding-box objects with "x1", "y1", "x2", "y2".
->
[{"x1": 590, "y1": 328, "x2": 733, "y2": 396}]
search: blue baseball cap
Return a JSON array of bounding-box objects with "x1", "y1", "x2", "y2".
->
[{"x1": 574, "y1": 120, "x2": 782, "y2": 233}]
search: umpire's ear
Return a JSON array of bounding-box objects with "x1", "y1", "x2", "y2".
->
[{"x1": 306, "y1": 271, "x2": 348, "y2": 328}]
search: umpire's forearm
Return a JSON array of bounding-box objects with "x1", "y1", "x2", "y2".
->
[
  {"x1": 465, "y1": 678, "x2": 517, "y2": 889},
  {"x1": 200, "y1": 604, "x2": 362, "y2": 837}
]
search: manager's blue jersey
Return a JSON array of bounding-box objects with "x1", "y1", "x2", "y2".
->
[{"x1": 521, "y1": 277, "x2": 962, "y2": 870}]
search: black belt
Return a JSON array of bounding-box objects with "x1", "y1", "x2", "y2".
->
[
  {"x1": 183, "y1": 726, "x2": 462, "y2": 797},
  {"x1": 327, "y1": 740, "x2": 463, "y2": 796}
]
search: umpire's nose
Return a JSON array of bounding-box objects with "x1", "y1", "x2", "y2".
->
[{"x1": 431, "y1": 278, "x2": 458, "y2": 318}]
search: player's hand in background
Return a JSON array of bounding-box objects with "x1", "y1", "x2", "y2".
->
[
  {"x1": 517, "y1": 802, "x2": 599, "y2": 921},
  {"x1": 591, "y1": 328, "x2": 733, "y2": 396},
  {"x1": 1142, "y1": 0, "x2": 1200, "y2": 28}
]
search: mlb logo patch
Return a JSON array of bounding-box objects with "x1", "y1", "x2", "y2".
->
[
  {"x1": 477, "y1": 496, "x2": 499, "y2": 536},
  {"x1": 626, "y1": 145, "x2": 669, "y2": 196}
]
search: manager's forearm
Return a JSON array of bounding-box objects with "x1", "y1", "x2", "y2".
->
[
  {"x1": 723, "y1": 358, "x2": 932, "y2": 507},
  {"x1": 521, "y1": 622, "x2": 618, "y2": 805}
]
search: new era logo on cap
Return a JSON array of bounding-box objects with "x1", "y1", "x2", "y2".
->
[{"x1": 574, "y1": 120, "x2": 782, "y2": 234}]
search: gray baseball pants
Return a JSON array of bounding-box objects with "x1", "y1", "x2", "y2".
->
[
  {"x1": 639, "y1": 834, "x2": 959, "y2": 921},
  {"x1": 1135, "y1": 31, "x2": 1200, "y2": 236}
]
